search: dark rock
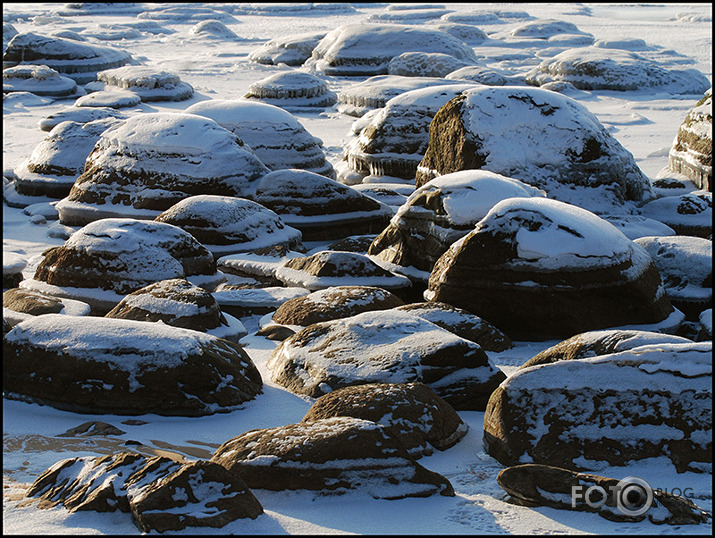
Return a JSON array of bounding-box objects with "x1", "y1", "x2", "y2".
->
[
  {"x1": 668, "y1": 88, "x2": 711, "y2": 191},
  {"x1": 639, "y1": 191, "x2": 712, "y2": 239}
]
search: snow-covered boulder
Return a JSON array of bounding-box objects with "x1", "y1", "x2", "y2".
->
[
  {"x1": 483, "y1": 341, "x2": 712, "y2": 473},
  {"x1": 525, "y1": 47, "x2": 711, "y2": 94},
  {"x1": 210, "y1": 417, "x2": 454, "y2": 499},
  {"x1": 415, "y1": 86, "x2": 655, "y2": 215},
  {"x1": 248, "y1": 31, "x2": 327, "y2": 66},
  {"x1": 21, "y1": 218, "x2": 223, "y2": 315},
  {"x1": 38, "y1": 106, "x2": 128, "y2": 131},
  {"x1": 635, "y1": 235, "x2": 712, "y2": 321},
  {"x1": 598, "y1": 214, "x2": 676, "y2": 240},
  {"x1": 638, "y1": 191, "x2": 712, "y2": 238},
  {"x1": 105, "y1": 278, "x2": 247, "y2": 343},
  {"x1": 2, "y1": 64, "x2": 78, "y2": 97},
  {"x1": 55, "y1": 113, "x2": 269, "y2": 226},
  {"x1": 245, "y1": 70, "x2": 337, "y2": 110},
  {"x1": 426, "y1": 198, "x2": 675, "y2": 340},
  {"x1": 212, "y1": 284, "x2": 310, "y2": 318},
  {"x1": 304, "y1": 23, "x2": 478, "y2": 76},
  {"x1": 668, "y1": 88, "x2": 712, "y2": 191},
  {"x1": 254, "y1": 169, "x2": 392, "y2": 241},
  {"x1": 302, "y1": 382, "x2": 467, "y2": 458},
  {"x1": 267, "y1": 309, "x2": 506, "y2": 410},
  {"x1": 85, "y1": 65, "x2": 194, "y2": 102},
  {"x1": 271, "y1": 285, "x2": 405, "y2": 327},
  {"x1": 445, "y1": 65, "x2": 509, "y2": 86},
  {"x1": 185, "y1": 99, "x2": 334, "y2": 178},
  {"x1": 395, "y1": 301, "x2": 513, "y2": 352},
  {"x1": 217, "y1": 246, "x2": 306, "y2": 288},
  {"x1": 24, "y1": 453, "x2": 263, "y2": 532},
  {"x1": 73, "y1": 89, "x2": 141, "y2": 109},
  {"x1": 387, "y1": 51, "x2": 474, "y2": 78},
  {"x1": 136, "y1": 5, "x2": 236, "y2": 22},
  {"x1": 344, "y1": 83, "x2": 479, "y2": 182},
  {"x1": 189, "y1": 19, "x2": 239, "y2": 39},
  {"x1": 275, "y1": 250, "x2": 413, "y2": 297},
  {"x1": 368, "y1": 170, "x2": 545, "y2": 277},
  {"x1": 508, "y1": 19, "x2": 590, "y2": 39},
  {"x1": 3, "y1": 288, "x2": 90, "y2": 328},
  {"x1": 3, "y1": 314, "x2": 262, "y2": 415},
  {"x1": 2, "y1": 252, "x2": 27, "y2": 290},
  {"x1": 429, "y1": 23, "x2": 488, "y2": 45},
  {"x1": 3, "y1": 32, "x2": 131, "y2": 84},
  {"x1": 368, "y1": 8, "x2": 452, "y2": 24},
  {"x1": 155, "y1": 195, "x2": 303, "y2": 257}
]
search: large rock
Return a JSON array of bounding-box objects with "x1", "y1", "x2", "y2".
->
[
  {"x1": 267, "y1": 309, "x2": 506, "y2": 410},
  {"x1": 248, "y1": 30, "x2": 327, "y2": 66},
  {"x1": 254, "y1": 169, "x2": 392, "y2": 241},
  {"x1": 426, "y1": 198, "x2": 675, "y2": 340},
  {"x1": 55, "y1": 113, "x2": 269, "y2": 226},
  {"x1": 245, "y1": 70, "x2": 337, "y2": 110},
  {"x1": 368, "y1": 170, "x2": 545, "y2": 276},
  {"x1": 21, "y1": 218, "x2": 224, "y2": 315},
  {"x1": 185, "y1": 99, "x2": 334, "y2": 178},
  {"x1": 3, "y1": 287, "x2": 90, "y2": 328},
  {"x1": 155, "y1": 194, "x2": 303, "y2": 257},
  {"x1": 497, "y1": 464, "x2": 710, "y2": 525},
  {"x1": 415, "y1": 86, "x2": 654, "y2": 215},
  {"x1": 638, "y1": 191, "x2": 712, "y2": 238},
  {"x1": 304, "y1": 23, "x2": 478, "y2": 76},
  {"x1": 3, "y1": 314, "x2": 262, "y2": 416},
  {"x1": 2, "y1": 64, "x2": 78, "y2": 97},
  {"x1": 667, "y1": 88, "x2": 711, "y2": 191},
  {"x1": 483, "y1": 341, "x2": 712, "y2": 473},
  {"x1": 85, "y1": 65, "x2": 194, "y2": 102},
  {"x1": 302, "y1": 382, "x2": 468, "y2": 458},
  {"x1": 210, "y1": 416, "x2": 455, "y2": 499},
  {"x1": 24, "y1": 453, "x2": 263, "y2": 532}
]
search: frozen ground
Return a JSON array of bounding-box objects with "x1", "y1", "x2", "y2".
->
[{"x1": 3, "y1": 2, "x2": 712, "y2": 535}]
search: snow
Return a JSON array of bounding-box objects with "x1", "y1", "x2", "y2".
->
[{"x1": 2, "y1": 2, "x2": 712, "y2": 536}]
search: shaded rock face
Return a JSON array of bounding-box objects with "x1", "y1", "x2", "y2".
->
[
  {"x1": 86, "y1": 65, "x2": 194, "y2": 102},
  {"x1": 635, "y1": 235, "x2": 712, "y2": 321},
  {"x1": 155, "y1": 194, "x2": 303, "y2": 256},
  {"x1": 415, "y1": 87, "x2": 654, "y2": 215},
  {"x1": 3, "y1": 32, "x2": 132, "y2": 83},
  {"x1": 668, "y1": 88, "x2": 711, "y2": 191},
  {"x1": 245, "y1": 70, "x2": 337, "y2": 110},
  {"x1": 368, "y1": 170, "x2": 545, "y2": 273},
  {"x1": 27, "y1": 218, "x2": 220, "y2": 315},
  {"x1": 483, "y1": 341, "x2": 712, "y2": 473},
  {"x1": 304, "y1": 23, "x2": 478, "y2": 76},
  {"x1": 271, "y1": 285, "x2": 405, "y2": 326},
  {"x1": 56, "y1": 113, "x2": 270, "y2": 226},
  {"x1": 105, "y1": 278, "x2": 229, "y2": 332},
  {"x1": 302, "y1": 382, "x2": 468, "y2": 458},
  {"x1": 638, "y1": 191, "x2": 712, "y2": 238},
  {"x1": 185, "y1": 99, "x2": 334, "y2": 179},
  {"x1": 210, "y1": 416, "x2": 455, "y2": 499},
  {"x1": 11, "y1": 118, "x2": 120, "y2": 201},
  {"x1": 267, "y1": 309, "x2": 506, "y2": 410},
  {"x1": 254, "y1": 169, "x2": 392, "y2": 241},
  {"x1": 426, "y1": 198, "x2": 674, "y2": 340},
  {"x1": 344, "y1": 83, "x2": 479, "y2": 182},
  {"x1": 497, "y1": 464, "x2": 710, "y2": 525},
  {"x1": 25, "y1": 452, "x2": 263, "y2": 533},
  {"x1": 520, "y1": 329, "x2": 693, "y2": 370},
  {"x1": 525, "y1": 47, "x2": 711, "y2": 94},
  {"x1": 3, "y1": 314, "x2": 262, "y2": 416},
  {"x1": 2, "y1": 64, "x2": 78, "y2": 97},
  {"x1": 395, "y1": 302, "x2": 513, "y2": 352}
]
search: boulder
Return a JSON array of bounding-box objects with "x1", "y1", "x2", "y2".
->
[
  {"x1": 25, "y1": 453, "x2": 263, "y2": 532},
  {"x1": 368, "y1": 170, "x2": 545, "y2": 275},
  {"x1": 155, "y1": 194, "x2": 303, "y2": 257},
  {"x1": 271, "y1": 285, "x2": 405, "y2": 326},
  {"x1": 189, "y1": 19, "x2": 239, "y2": 39},
  {"x1": 21, "y1": 218, "x2": 223, "y2": 315},
  {"x1": 497, "y1": 464, "x2": 710, "y2": 525},
  {"x1": 508, "y1": 19, "x2": 589, "y2": 39},
  {"x1": 245, "y1": 70, "x2": 337, "y2": 110},
  {"x1": 185, "y1": 99, "x2": 334, "y2": 178},
  {"x1": 635, "y1": 235, "x2": 712, "y2": 320},
  {"x1": 415, "y1": 86, "x2": 654, "y2": 215},
  {"x1": 73, "y1": 89, "x2": 142, "y2": 109},
  {"x1": 483, "y1": 341, "x2": 712, "y2": 473},
  {"x1": 2, "y1": 64, "x2": 78, "y2": 97},
  {"x1": 426, "y1": 198, "x2": 675, "y2": 340},
  {"x1": 638, "y1": 191, "x2": 712, "y2": 238},
  {"x1": 248, "y1": 31, "x2": 327, "y2": 66},
  {"x1": 38, "y1": 106, "x2": 128, "y2": 132},
  {"x1": 84, "y1": 65, "x2": 194, "y2": 102},
  {"x1": 210, "y1": 416, "x2": 454, "y2": 499},
  {"x1": 3, "y1": 314, "x2": 262, "y2": 416},
  {"x1": 302, "y1": 382, "x2": 468, "y2": 458},
  {"x1": 217, "y1": 245, "x2": 306, "y2": 288},
  {"x1": 55, "y1": 113, "x2": 269, "y2": 226},
  {"x1": 267, "y1": 309, "x2": 506, "y2": 410},
  {"x1": 3, "y1": 251, "x2": 26, "y2": 290},
  {"x1": 212, "y1": 285, "x2": 310, "y2": 318},
  {"x1": 105, "y1": 278, "x2": 247, "y2": 343},
  {"x1": 304, "y1": 23, "x2": 478, "y2": 76},
  {"x1": 3, "y1": 287, "x2": 91, "y2": 328},
  {"x1": 395, "y1": 301, "x2": 513, "y2": 352},
  {"x1": 254, "y1": 169, "x2": 392, "y2": 241},
  {"x1": 667, "y1": 88, "x2": 711, "y2": 191},
  {"x1": 387, "y1": 51, "x2": 473, "y2": 78}
]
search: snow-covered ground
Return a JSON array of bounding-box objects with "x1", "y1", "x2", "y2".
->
[{"x1": 3, "y1": 2, "x2": 712, "y2": 535}]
